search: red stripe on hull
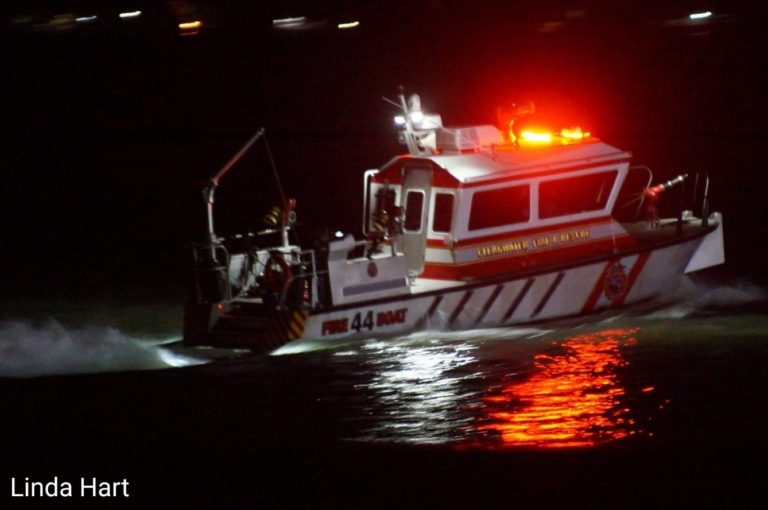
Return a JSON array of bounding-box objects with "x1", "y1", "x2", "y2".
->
[
  {"x1": 581, "y1": 259, "x2": 619, "y2": 314},
  {"x1": 579, "y1": 251, "x2": 651, "y2": 314},
  {"x1": 615, "y1": 252, "x2": 651, "y2": 307}
]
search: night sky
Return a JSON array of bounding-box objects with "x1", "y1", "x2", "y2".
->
[{"x1": 4, "y1": 1, "x2": 767, "y2": 298}]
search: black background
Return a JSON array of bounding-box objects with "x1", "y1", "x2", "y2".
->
[
  {"x1": 4, "y1": 1, "x2": 767, "y2": 300},
  {"x1": 2, "y1": 4, "x2": 767, "y2": 505}
]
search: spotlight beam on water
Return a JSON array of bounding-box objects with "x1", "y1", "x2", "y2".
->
[{"x1": 0, "y1": 322, "x2": 206, "y2": 378}]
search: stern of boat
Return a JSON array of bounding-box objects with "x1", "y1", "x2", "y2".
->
[
  {"x1": 182, "y1": 233, "x2": 319, "y2": 353},
  {"x1": 685, "y1": 212, "x2": 724, "y2": 273}
]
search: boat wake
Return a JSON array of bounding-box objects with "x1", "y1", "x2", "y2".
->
[
  {"x1": 3, "y1": 277, "x2": 760, "y2": 378},
  {"x1": 0, "y1": 321, "x2": 206, "y2": 378},
  {"x1": 642, "y1": 275, "x2": 767, "y2": 320},
  {"x1": 273, "y1": 276, "x2": 767, "y2": 358}
]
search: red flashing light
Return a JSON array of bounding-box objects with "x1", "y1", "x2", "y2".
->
[
  {"x1": 520, "y1": 130, "x2": 553, "y2": 144},
  {"x1": 561, "y1": 127, "x2": 590, "y2": 140},
  {"x1": 518, "y1": 127, "x2": 592, "y2": 146}
]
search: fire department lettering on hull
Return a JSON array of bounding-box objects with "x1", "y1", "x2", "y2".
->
[
  {"x1": 320, "y1": 308, "x2": 409, "y2": 336},
  {"x1": 454, "y1": 220, "x2": 628, "y2": 264},
  {"x1": 301, "y1": 237, "x2": 703, "y2": 343}
]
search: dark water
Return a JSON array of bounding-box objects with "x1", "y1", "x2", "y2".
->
[
  {"x1": 1, "y1": 278, "x2": 767, "y2": 506},
  {"x1": 3, "y1": 2, "x2": 768, "y2": 507}
]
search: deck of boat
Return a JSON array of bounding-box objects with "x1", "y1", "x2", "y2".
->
[{"x1": 624, "y1": 217, "x2": 714, "y2": 246}]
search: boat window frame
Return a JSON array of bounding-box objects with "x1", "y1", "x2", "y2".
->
[
  {"x1": 403, "y1": 189, "x2": 426, "y2": 233},
  {"x1": 431, "y1": 192, "x2": 455, "y2": 234},
  {"x1": 537, "y1": 169, "x2": 619, "y2": 220},
  {"x1": 467, "y1": 183, "x2": 531, "y2": 231},
  {"x1": 365, "y1": 181, "x2": 400, "y2": 235}
]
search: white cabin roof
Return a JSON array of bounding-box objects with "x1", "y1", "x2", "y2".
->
[{"x1": 425, "y1": 139, "x2": 631, "y2": 184}]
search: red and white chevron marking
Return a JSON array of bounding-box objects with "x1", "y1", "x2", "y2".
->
[{"x1": 301, "y1": 237, "x2": 701, "y2": 342}]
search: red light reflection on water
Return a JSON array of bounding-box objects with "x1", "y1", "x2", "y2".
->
[{"x1": 477, "y1": 328, "x2": 641, "y2": 448}]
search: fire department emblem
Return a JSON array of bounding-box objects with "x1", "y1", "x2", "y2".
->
[{"x1": 603, "y1": 262, "x2": 628, "y2": 301}]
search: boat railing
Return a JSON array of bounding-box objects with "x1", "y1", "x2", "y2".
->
[
  {"x1": 217, "y1": 229, "x2": 292, "y2": 298},
  {"x1": 276, "y1": 248, "x2": 328, "y2": 310},
  {"x1": 674, "y1": 172, "x2": 712, "y2": 232},
  {"x1": 689, "y1": 173, "x2": 711, "y2": 227},
  {"x1": 621, "y1": 169, "x2": 713, "y2": 230},
  {"x1": 192, "y1": 227, "x2": 333, "y2": 309}
]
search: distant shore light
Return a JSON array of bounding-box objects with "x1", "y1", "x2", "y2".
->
[
  {"x1": 76, "y1": 15, "x2": 98, "y2": 23},
  {"x1": 337, "y1": 21, "x2": 360, "y2": 30},
  {"x1": 179, "y1": 21, "x2": 202, "y2": 30},
  {"x1": 273, "y1": 16, "x2": 307, "y2": 28},
  {"x1": 119, "y1": 11, "x2": 142, "y2": 19},
  {"x1": 689, "y1": 11, "x2": 712, "y2": 20}
]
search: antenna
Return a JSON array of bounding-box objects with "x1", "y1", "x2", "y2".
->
[{"x1": 384, "y1": 88, "x2": 443, "y2": 155}]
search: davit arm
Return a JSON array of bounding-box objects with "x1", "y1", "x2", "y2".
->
[{"x1": 202, "y1": 128, "x2": 266, "y2": 243}]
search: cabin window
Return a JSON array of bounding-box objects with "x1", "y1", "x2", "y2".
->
[
  {"x1": 432, "y1": 193, "x2": 454, "y2": 233},
  {"x1": 539, "y1": 170, "x2": 618, "y2": 219},
  {"x1": 469, "y1": 185, "x2": 530, "y2": 231},
  {"x1": 613, "y1": 167, "x2": 651, "y2": 222},
  {"x1": 372, "y1": 186, "x2": 397, "y2": 223},
  {"x1": 404, "y1": 190, "x2": 425, "y2": 232}
]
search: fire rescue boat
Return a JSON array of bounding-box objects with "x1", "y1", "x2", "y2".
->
[{"x1": 183, "y1": 93, "x2": 725, "y2": 353}]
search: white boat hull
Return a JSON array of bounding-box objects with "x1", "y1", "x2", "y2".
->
[
  {"x1": 192, "y1": 215, "x2": 722, "y2": 351},
  {"x1": 300, "y1": 234, "x2": 700, "y2": 342}
]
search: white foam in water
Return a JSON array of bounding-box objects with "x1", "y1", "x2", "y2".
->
[
  {"x1": 273, "y1": 325, "x2": 554, "y2": 357},
  {"x1": 691, "y1": 280, "x2": 767, "y2": 306},
  {"x1": 647, "y1": 276, "x2": 767, "y2": 319},
  {"x1": 0, "y1": 321, "x2": 205, "y2": 378}
]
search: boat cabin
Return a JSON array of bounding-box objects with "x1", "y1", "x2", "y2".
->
[{"x1": 363, "y1": 124, "x2": 637, "y2": 282}]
